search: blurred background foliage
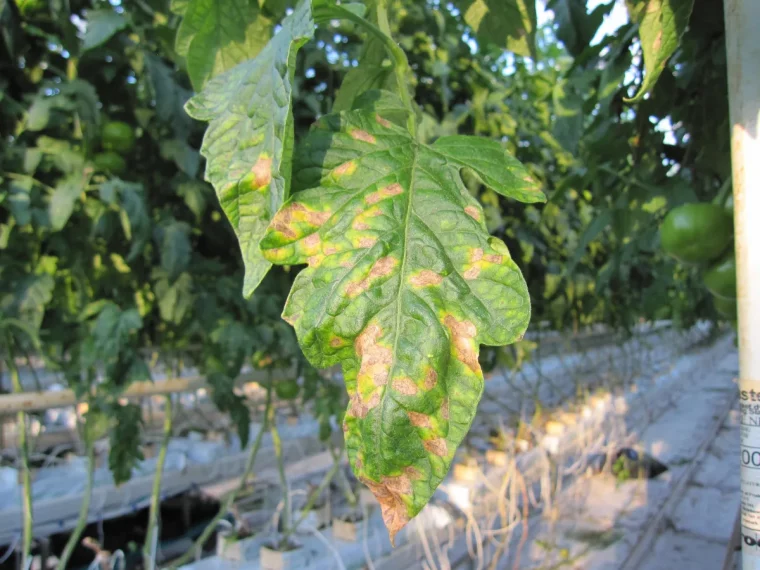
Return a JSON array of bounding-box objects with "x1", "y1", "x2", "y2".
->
[{"x1": 0, "y1": 0, "x2": 730, "y2": 476}]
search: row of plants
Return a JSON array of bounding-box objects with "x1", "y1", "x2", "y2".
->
[{"x1": 0, "y1": 0, "x2": 731, "y2": 559}]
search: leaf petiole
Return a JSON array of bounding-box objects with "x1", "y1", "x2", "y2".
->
[{"x1": 313, "y1": 1, "x2": 416, "y2": 137}]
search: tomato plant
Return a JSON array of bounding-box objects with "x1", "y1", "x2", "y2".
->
[{"x1": 0, "y1": 0, "x2": 733, "y2": 552}]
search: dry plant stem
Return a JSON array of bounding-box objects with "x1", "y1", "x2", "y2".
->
[
  {"x1": 143, "y1": 395, "x2": 173, "y2": 570},
  {"x1": 168, "y1": 383, "x2": 274, "y2": 569},
  {"x1": 6, "y1": 346, "x2": 32, "y2": 569},
  {"x1": 279, "y1": 444, "x2": 343, "y2": 545},
  {"x1": 56, "y1": 419, "x2": 95, "y2": 570},
  {"x1": 270, "y1": 406, "x2": 292, "y2": 548}
]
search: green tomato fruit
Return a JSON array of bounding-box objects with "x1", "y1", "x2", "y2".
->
[
  {"x1": 93, "y1": 151, "x2": 127, "y2": 175},
  {"x1": 659, "y1": 203, "x2": 733, "y2": 264},
  {"x1": 712, "y1": 294, "x2": 737, "y2": 319},
  {"x1": 274, "y1": 379, "x2": 300, "y2": 400},
  {"x1": 101, "y1": 121, "x2": 136, "y2": 154},
  {"x1": 703, "y1": 253, "x2": 737, "y2": 299}
]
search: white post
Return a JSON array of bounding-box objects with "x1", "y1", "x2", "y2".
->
[{"x1": 725, "y1": 0, "x2": 760, "y2": 567}]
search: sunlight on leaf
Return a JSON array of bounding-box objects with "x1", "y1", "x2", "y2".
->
[{"x1": 625, "y1": 0, "x2": 694, "y2": 102}]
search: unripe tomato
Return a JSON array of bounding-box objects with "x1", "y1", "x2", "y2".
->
[
  {"x1": 712, "y1": 294, "x2": 736, "y2": 319},
  {"x1": 703, "y1": 253, "x2": 736, "y2": 299},
  {"x1": 93, "y1": 151, "x2": 127, "y2": 175},
  {"x1": 274, "y1": 379, "x2": 300, "y2": 400},
  {"x1": 101, "y1": 121, "x2": 136, "y2": 154},
  {"x1": 659, "y1": 203, "x2": 732, "y2": 264}
]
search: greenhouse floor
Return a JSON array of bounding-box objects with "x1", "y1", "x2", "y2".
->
[{"x1": 498, "y1": 337, "x2": 740, "y2": 570}]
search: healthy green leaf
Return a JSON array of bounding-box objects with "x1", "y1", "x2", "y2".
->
[
  {"x1": 333, "y1": 36, "x2": 397, "y2": 112},
  {"x1": 83, "y1": 302, "x2": 143, "y2": 363},
  {"x1": 207, "y1": 371, "x2": 251, "y2": 447},
  {"x1": 566, "y1": 209, "x2": 612, "y2": 276},
  {"x1": 177, "y1": 180, "x2": 209, "y2": 220},
  {"x1": 260, "y1": 99, "x2": 544, "y2": 540},
  {"x1": 82, "y1": 9, "x2": 128, "y2": 51},
  {"x1": 5, "y1": 178, "x2": 31, "y2": 225},
  {"x1": 155, "y1": 272, "x2": 194, "y2": 324},
  {"x1": 1, "y1": 274, "x2": 54, "y2": 332},
  {"x1": 185, "y1": 0, "x2": 314, "y2": 298},
  {"x1": 175, "y1": 0, "x2": 273, "y2": 90},
  {"x1": 158, "y1": 221, "x2": 192, "y2": 280},
  {"x1": 454, "y1": 0, "x2": 537, "y2": 59},
  {"x1": 146, "y1": 55, "x2": 194, "y2": 137},
  {"x1": 49, "y1": 173, "x2": 86, "y2": 231},
  {"x1": 549, "y1": 0, "x2": 608, "y2": 57},
  {"x1": 625, "y1": 0, "x2": 695, "y2": 102},
  {"x1": 108, "y1": 402, "x2": 144, "y2": 485}
]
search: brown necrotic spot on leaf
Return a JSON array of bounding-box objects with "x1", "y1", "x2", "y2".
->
[
  {"x1": 392, "y1": 377, "x2": 419, "y2": 396},
  {"x1": 251, "y1": 155, "x2": 272, "y2": 189},
  {"x1": 358, "y1": 236, "x2": 377, "y2": 248},
  {"x1": 471, "y1": 248, "x2": 484, "y2": 262},
  {"x1": 354, "y1": 221, "x2": 370, "y2": 231},
  {"x1": 464, "y1": 206, "x2": 481, "y2": 221},
  {"x1": 307, "y1": 210, "x2": 331, "y2": 226},
  {"x1": 407, "y1": 411, "x2": 432, "y2": 428},
  {"x1": 324, "y1": 245, "x2": 338, "y2": 255},
  {"x1": 423, "y1": 438, "x2": 448, "y2": 457},
  {"x1": 348, "y1": 390, "x2": 381, "y2": 418},
  {"x1": 360, "y1": 474, "x2": 413, "y2": 546},
  {"x1": 283, "y1": 312, "x2": 299, "y2": 326},
  {"x1": 346, "y1": 256, "x2": 397, "y2": 298},
  {"x1": 307, "y1": 255, "x2": 323, "y2": 268},
  {"x1": 356, "y1": 323, "x2": 393, "y2": 388},
  {"x1": 484, "y1": 254, "x2": 503, "y2": 264},
  {"x1": 330, "y1": 336, "x2": 344, "y2": 348},
  {"x1": 441, "y1": 398, "x2": 449, "y2": 420},
  {"x1": 303, "y1": 233, "x2": 320, "y2": 248},
  {"x1": 463, "y1": 266, "x2": 480, "y2": 280},
  {"x1": 269, "y1": 203, "x2": 330, "y2": 241},
  {"x1": 444, "y1": 315, "x2": 480, "y2": 373},
  {"x1": 653, "y1": 30, "x2": 663, "y2": 52},
  {"x1": 409, "y1": 270, "x2": 443, "y2": 288},
  {"x1": 366, "y1": 183, "x2": 404, "y2": 205},
  {"x1": 333, "y1": 160, "x2": 357, "y2": 179},
  {"x1": 376, "y1": 114, "x2": 392, "y2": 128},
  {"x1": 424, "y1": 368, "x2": 438, "y2": 391},
  {"x1": 350, "y1": 129, "x2": 377, "y2": 144},
  {"x1": 269, "y1": 202, "x2": 305, "y2": 239}
]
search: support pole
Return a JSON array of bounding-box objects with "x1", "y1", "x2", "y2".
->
[{"x1": 725, "y1": 0, "x2": 760, "y2": 568}]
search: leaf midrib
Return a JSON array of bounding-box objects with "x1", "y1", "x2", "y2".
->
[{"x1": 370, "y1": 142, "x2": 419, "y2": 474}]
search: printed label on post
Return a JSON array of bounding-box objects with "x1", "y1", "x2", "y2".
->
[{"x1": 740, "y1": 379, "x2": 760, "y2": 556}]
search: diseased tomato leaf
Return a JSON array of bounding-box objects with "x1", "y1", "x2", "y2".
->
[
  {"x1": 185, "y1": 0, "x2": 314, "y2": 298},
  {"x1": 175, "y1": 0, "x2": 273, "y2": 91},
  {"x1": 625, "y1": 0, "x2": 694, "y2": 102},
  {"x1": 260, "y1": 92, "x2": 544, "y2": 541}
]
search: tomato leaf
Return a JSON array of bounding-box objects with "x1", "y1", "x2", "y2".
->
[
  {"x1": 157, "y1": 220, "x2": 192, "y2": 280},
  {"x1": 49, "y1": 173, "x2": 87, "y2": 231},
  {"x1": 185, "y1": 0, "x2": 314, "y2": 298},
  {"x1": 454, "y1": 0, "x2": 537, "y2": 59},
  {"x1": 260, "y1": 95, "x2": 543, "y2": 540},
  {"x1": 333, "y1": 35, "x2": 397, "y2": 112},
  {"x1": 108, "y1": 402, "x2": 144, "y2": 485},
  {"x1": 625, "y1": 0, "x2": 695, "y2": 102},
  {"x1": 82, "y1": 9, "x2": 128, "y2": 52},
  {"x1": 175, "y1": 0, "x2": 274, "y2": 90},
  {"x1": 207, "y1": 372, "x2": 251, "y2": 447}
]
